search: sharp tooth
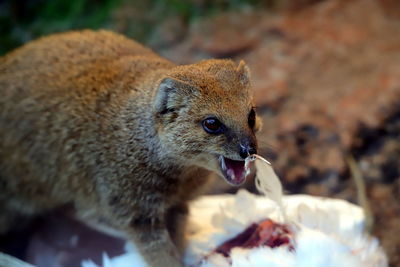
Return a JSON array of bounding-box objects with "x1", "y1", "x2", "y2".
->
[
  {"x1": 219, "y1": 156, "x2": 227, "y2": 171},
  {"x1": 244, "y1": 156, "x2": 256, "y2": 177}
]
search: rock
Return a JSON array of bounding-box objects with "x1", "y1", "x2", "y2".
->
[
  {"x1": 190, "y1": 10, "x2": 262, "y2": 57},
  {"x1": 148, "y1": 16, "x2": 187, "y2": 49}
]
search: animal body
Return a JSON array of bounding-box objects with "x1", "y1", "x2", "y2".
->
[{"x1": 0, "y1": 30, "x2": 259, "y2": 266}]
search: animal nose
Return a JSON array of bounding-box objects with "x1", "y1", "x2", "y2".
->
[{"x1": 239, "y1": 142, "x2": 257, "y2": 159}]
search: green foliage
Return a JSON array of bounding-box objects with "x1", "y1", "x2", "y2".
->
[
  {"x1": 0, "y1": 0, "x2": 122, "y2": 55},
  {"x1": 0, "y1": 0, "x2": 267, "y2": 55}
]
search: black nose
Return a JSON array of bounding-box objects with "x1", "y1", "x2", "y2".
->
[{"x1": 239, "y1": 143, "x2": 257, "y2": 159}]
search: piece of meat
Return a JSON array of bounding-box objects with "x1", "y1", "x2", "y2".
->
[{"x1": 214, "y1": 218, "x2": 294, "y2": 257}]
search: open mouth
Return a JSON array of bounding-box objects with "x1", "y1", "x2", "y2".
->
[{"x1": 218, "y1": 156, "x2": 248, "y2": 186}]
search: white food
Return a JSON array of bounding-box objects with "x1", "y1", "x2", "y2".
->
[{"x1": 82, "y1": 157, "x2": 387, "y2": 267}]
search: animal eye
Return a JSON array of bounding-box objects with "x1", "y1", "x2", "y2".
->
[
  {"x1": 248, "y1": 108, "x2": 256, "y2": 129},
  {"x1": 202, "y1": 117, "x2": 224, "y2": 134}
]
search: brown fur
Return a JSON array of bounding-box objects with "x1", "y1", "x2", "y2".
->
[{"x1": 0, "y1": 30, "x2": 259, "y2": 266}]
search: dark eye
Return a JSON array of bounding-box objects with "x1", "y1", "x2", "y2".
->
[
  {"x1": 202, "y1": 117, "x2": 224, "y2": 134},
  {"x1": 248, "y1": 108, "x2": 256, "y2": 129}
]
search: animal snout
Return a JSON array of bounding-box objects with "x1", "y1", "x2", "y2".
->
[{"x1": 239, "y1": 141, "x2": 257, "y2": 159}]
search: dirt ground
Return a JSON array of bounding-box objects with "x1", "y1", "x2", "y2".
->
[{"x1": 147, "y1": 0, "x2": 400, "y2": 265}]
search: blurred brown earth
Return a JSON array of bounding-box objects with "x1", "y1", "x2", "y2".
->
[{"x1": 146, "y1": 0, "x2": 400, "y2": 265}]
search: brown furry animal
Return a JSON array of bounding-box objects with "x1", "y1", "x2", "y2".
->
[{"x1": 0, "y1": 30, "x2": 260, "y2": 266}]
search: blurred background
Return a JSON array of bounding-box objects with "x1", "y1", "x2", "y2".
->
[{"x1": 1, "y1": 0, "x2": 400, "y2": 265}]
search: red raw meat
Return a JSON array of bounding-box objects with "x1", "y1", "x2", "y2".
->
[{"x1": 214, "y1": 219, "x2": 294, "y2": 257}]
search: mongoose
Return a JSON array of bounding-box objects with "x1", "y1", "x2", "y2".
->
[{"x1": 0, "y1": 30, "x2": 260, "y2": 266}]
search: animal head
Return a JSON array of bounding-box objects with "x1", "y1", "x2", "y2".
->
[{"x1": 153, "y1": 59, "x2": 261, "y2": 185}]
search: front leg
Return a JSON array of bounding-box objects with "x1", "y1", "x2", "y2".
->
[
  {"x1": 86, "y1": 168, "x2": 186, "y2": 266},
  {"x1": 165, "y1": 203, "x2": 189, "y2": 254},
  {"x1": 76, "y1": 192, "x2": 183, "y2": 266},
  {"x1": 125, "y1": 215, "x2": 182, "y2": 267}
]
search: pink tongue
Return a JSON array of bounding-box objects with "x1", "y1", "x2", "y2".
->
[{"x1": 225, "y1": 158, "x2": 245, "y2": 182}]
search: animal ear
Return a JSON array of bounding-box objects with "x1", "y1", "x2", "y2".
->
[
  {"x1": 154, "y1": 77, "x2": 194, "y2": 114},
  {"x1": 237, "y1": 60, "x2": 251, "y2": 85}
]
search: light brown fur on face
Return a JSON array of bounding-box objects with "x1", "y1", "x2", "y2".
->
[{"x1": 0, "y1": 30, "x2": 260, "y2": 266}]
